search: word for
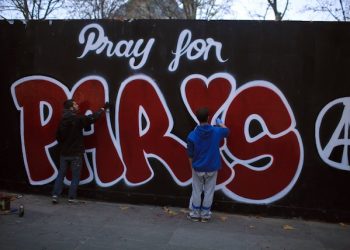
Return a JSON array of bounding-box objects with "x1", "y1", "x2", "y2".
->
[{"x1": 168, "y1": 29, "x2": 227, "y2": 72}]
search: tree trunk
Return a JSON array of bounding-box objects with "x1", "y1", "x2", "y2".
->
[
  {"x1": 182, "y1": 0, "x2": 197, "y2": 19},
  {"x1": 23, "y1": 0, "x2": 30, "y2": 21}
]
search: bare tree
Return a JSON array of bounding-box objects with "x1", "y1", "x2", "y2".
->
[
  {"x1": 114, "y1": 0, "x2": 185, "y2": 19},
  {"x1": 305, "y1": 0, "x2": 349, "y2": 21},
  {"x1": 267, "y1": 0, "x2": 289, "y2": 20},
  {"x1": 66, "y1": 0, "x2": 127, "y2": 19},
  {"x1": 248, "y1": 0, "x2": 289, "y2": 21},
  {"x1": 0, "y1": 0, "x2": 65, "y2": 20},
  {"x1": 113, "y1": 0, "x2": 232, "y2": 20},
  {"x1": 177, "y1": 0, "x2": 232, "y2": 20}
]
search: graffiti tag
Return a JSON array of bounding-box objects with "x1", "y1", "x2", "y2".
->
[
  {"x1": 315, "y1": 97, "x2": 350, "y2": 171},
  {"x1": 11, "y1": 73, "x2": 303, "y2": 204}
]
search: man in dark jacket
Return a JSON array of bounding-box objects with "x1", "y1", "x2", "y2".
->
[
  {"x1": 52, "y1": 99, "x2": 109, "y2": 204},
  {"x1": 186, "y1": 107, "x2": 229, "y2": 222}
]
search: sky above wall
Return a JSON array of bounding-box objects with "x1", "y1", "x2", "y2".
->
[
  {"x1": 229, "y1": 0, "x2": 335, "y2": 21},
  {"x1": 1, "y1": 0, "x2": 337, "y2": 21}
]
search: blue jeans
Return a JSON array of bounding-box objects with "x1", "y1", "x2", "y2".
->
[{"x1": 52, "y1": 155, "x2": 83, "y2": 199}]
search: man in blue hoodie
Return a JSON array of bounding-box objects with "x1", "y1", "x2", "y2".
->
[
  {"x1": 52, "y1": 99, "x2": 109, "y2": 204},
  {"x1": 186, "y1": 107, "x2": 229, "y2": 222}
]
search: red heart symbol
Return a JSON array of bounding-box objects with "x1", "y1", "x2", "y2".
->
[{"x1": 181, "y1": 74, "x2": 236, "y2": 122}]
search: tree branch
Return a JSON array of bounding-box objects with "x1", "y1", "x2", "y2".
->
[
  {"x1": 281, "y1": 0, "x2": 289, "y2": 19},
  {"x1": 338, "y1": 0, "x2": 346, "y2": 21}
]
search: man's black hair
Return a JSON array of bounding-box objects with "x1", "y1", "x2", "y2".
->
[
  {"x1": 63, "y1": 99, "x2": 74, "y2": 109},
  {"x1": 196, "y1": 107, "x2": 209, "y2": 123}
]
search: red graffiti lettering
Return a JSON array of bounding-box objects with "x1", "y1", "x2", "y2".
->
[
  {"x1": 11, "y1": 75, "x2": 303, "y2": 204},
  {"x1": 71, "y1": 77, "x2": 124, "y2": 186},
  {"x1": 224, "y1": 82, "x2": 303, "y2": 202},
  {"x1": 117, "y1": 76, "x2": 191, "y2": 185},
  {"x1": 11, "y1": 77, "x2": 67, "y2": 184},
  {"x1": 181, "y1": 73, "x2": 236, "y2": 186}
]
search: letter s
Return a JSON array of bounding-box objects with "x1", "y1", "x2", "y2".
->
[{"x1": 223, "y1": 81, "x2": 304, "y2": 204}]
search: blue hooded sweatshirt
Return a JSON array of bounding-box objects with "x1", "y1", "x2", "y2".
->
[{"x1": 187, "y1": 124, "x2": 229, "y2": 172}]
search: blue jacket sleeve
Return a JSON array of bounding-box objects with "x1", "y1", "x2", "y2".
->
[{"x1": 221, "y1": 127, "x2": 229, "y2": 138}]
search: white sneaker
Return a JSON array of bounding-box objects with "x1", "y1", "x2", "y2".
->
[
  {"x1": 187, "y1": 213, "x2": 200, "y2": 222},
  {"x1": 201, "y1": 216, "x2": 211, "y2": 223},
  {"x1": 52, "y1": 195, "x2": 58, "y2": 204},
  {"x1": 187, "y1": 210, "x2": 201, "y2": 222},
  {"x1": 200, "y1": 210, "x2": 212, "y2": 222},
  {"x1": 68, "y1": 198, "x2": 85, "y2": 204}
]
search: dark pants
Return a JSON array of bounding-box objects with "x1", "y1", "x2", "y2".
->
[{"x1": 52, "y1": 155, "x2": 82, "y2": 199}]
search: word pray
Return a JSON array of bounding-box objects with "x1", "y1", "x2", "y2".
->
[{"x1": 78, "y1": 23, "x2": 155, "y2": 70}]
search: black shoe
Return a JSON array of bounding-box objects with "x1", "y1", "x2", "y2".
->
[
  {"x1": 18, "y1": 204, "x2": 24, "y2": 217},
  {"x1": 52, "y1": 195, "x2": 58, "y2": 204}
]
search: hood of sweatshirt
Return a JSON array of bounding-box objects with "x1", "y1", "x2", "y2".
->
[{"x1": 194, "y1": 124, "x2": 214, "y2": 139}]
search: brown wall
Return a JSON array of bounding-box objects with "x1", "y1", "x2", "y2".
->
[{"x1": 1, "y1": 20, "x2": 350, "y2": 221}]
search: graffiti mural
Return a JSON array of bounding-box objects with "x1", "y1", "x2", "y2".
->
[
  {"x1": 10, "y1": 73, "x2": 303, "y2": 204},
  {"x1": 1, "y1": 20, "x2": 350, "y2": 220}
]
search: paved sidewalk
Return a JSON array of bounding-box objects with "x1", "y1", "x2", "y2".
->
[{"x1": 0, "y1": 192, "x2": 349, "y2": 250}]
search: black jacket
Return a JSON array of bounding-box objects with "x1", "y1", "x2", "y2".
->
[{"x1": 56, "y1": 108, "x2": 104, "y2": 156}]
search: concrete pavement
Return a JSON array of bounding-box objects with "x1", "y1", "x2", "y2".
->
[{"x1": 0, "y1": 192, "x2": 349, "y2": 250}]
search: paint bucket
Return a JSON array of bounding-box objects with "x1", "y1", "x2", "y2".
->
[{"x1": 0, "y1": 196, "x2": 11, "y2": 211}]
